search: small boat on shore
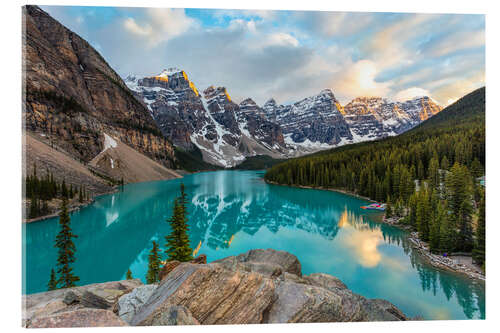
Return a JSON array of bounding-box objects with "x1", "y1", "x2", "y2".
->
[{"x1": 361, "y1": 203, "x2": 386, "y2": 211}]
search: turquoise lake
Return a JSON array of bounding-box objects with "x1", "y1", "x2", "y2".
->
[{"x1": 22, "y1": 170, "x2": 485, "y2": 320}]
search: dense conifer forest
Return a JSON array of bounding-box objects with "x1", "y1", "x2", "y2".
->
[
  {"x1": 265, "y1": 87, "x2": 485, "y2": 265},
  {"x1": 24, "y1": 164, "x2": 90, "y2": 219}
]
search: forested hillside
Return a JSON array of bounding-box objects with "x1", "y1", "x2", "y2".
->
[{"x1": 265, "y1": 87, "x2": 485, "y2": 264}]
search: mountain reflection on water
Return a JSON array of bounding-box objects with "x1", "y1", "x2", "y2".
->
[{"x1": 23, "y1": 171, "x2": 484, "y2": 320}]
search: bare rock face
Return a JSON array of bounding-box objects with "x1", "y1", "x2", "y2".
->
[
  {"x1": 126, "y1": 72, "x2": 290, "y2": 167},
  {"x1": 139, "y1": 305, "x2": 200, "y2": 326},
  {"x1": 23, "y1": 6, "x2": 175, "y2": 170},
  {"x1": 159, "y1": 254, "x2": 208, "y2": 281},
  {"x1": 23, "y1": 279, "x2": 142, "y2": 327},
  {"x1": 23, "y1": 279, "x2": 142, "y2": 326},
  {"x1": 27, "y1": 308, "x2": 128, "y2": 328},
  {"x1": 214, "y1": 248, "x2": 302, "y2": 277},
  {"x1": 263, "y1": 89, "x2": 352, "y2": 147},
  {"x1": 303, "y1": 273, "x2": 348, "y2": 290},
  {"x1": 343, "y1": 96, "x2": 442, "y2": 139},
  {"x1": 159, "y1": 260, "x2": 181, "y2": 281},
  {"x1": 24, "y1": 250, "x2": 408, "y2": 327},
  {"x1": 130, "y1": 249, "x2": 406, "y2": 325},
  {"x1": 131, "y1": 263, "x2": 277, "y2": 325},
  {"x1": 117, "y1": 284, "x2": 158, "y2": 324}
]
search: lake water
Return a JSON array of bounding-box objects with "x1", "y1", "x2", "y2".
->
[{"x1": 22, "y1": 170, "x2": 485, "y2": 320}]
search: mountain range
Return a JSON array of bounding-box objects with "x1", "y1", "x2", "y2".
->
[
  {"x1": 23, "y1": 4, "x2": 443, "y2": 192},
  {"x1": 126, "y1": 69, "x2": 442, "y2": 167}
]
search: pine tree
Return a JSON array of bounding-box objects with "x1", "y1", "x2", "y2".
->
[
  {"x1": 470, "y1": 158, "x2": 483, "y2": 180},
  {"x1": 446, "y1": 163, "x2": 474, "y2": 252},
  {"x1": 473, "y1": 190, "x2": 485, "y2": 266},
  {"x1": 441, "y1": 156, "x2": 449, "y2": 171},
  {"x1": 61, "y1": 180, "x2": 68, "y2": 198},
  {"x1": 126, "y1": 269, "x2": 133, "y2": 280},
  {"x1": 165, "y1": 184, "x2": 193, "y2": 262},
  {"x1": 54, "y1": 198, "x2": 80, "y2": 288},
  {"x1": 428, "y1": 155, "x2": 440, "y2": 191},
  {"x1": 439, "y1": 201, "x2": 454, "y2": 253},
  {"x1": 429, "y1": 202, "x2": 445, "y2": 253},
  {"x1": 78, "y1": 186, "x2": 83, "y2": 203},
  {"x1": 29, "y1": 196, "x2": 39, "y2": 219},
  {"x1": 416, "y1": 191, "x2": 431, "y2": 241},
  {"x1": 385, "y1": 196, "x2": 393, "y2": 219},
  {"x1": 47, "y1": 268, "x2": 58, "y2": 291},
  {"x1": 408, "y1": 193, "x2": 418, "y2": 226},
  {"x1": 146, "y1": 241, "x2": 161, "y2": 284}
]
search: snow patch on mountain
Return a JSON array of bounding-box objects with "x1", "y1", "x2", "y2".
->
[{"x1": 103, "y1": 133, "x2": 117, "y2": 152}]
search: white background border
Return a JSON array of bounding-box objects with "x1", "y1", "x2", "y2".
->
[{"x1": 1, "y1": 0, "x2": 497, "y2": 332}]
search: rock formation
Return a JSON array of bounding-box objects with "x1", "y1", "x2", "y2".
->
[
  {"x1": 23, "y1": 5, "x2": 179, "y2": 194},
  {"x1": 127, "y1": 68, "x2": 442, "y2": 167},
  {"x1": 126, "y1": 73, "x2": 289, "y2": 167},
  {"x1": 24, "y1": 249, "x2": 407, "y2": 327}
]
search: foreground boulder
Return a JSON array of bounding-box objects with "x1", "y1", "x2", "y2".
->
[
  {"x1": 158, "y1": 254, "x2": 207, "y2": 281},
  {"x1": 24, "y1": 249, "x2": 408, "y2": 327},
  {"x1": 27, "y1": 309, "x2": 128, "y2": 328},
  {"x1": 117, "y1": 284, "x2": 157, "y2": 324},
  {"x1": 128, "y1": 249, "x2": 406, "y2": 325},
  {"x1": 131, "y1": 263, "x2": 276, "y2": 325},
  {"x1": 23, "y1": 279, "x2": 142, "y2": 327},
  {"x1": 214, "y1": 248, "x2": 302, "y2": 277}
]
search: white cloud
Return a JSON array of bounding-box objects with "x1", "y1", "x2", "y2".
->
[
  {"x1": 261, "y1": 32, "x2": 299, "y2": 48},
  {"x1": 429, "y1": 30, "x2": 485, "y2": 57},
  {"x1": 44, "y1": 5, "x2": 484, "y2": 108},
  {"x1": 123, "y1": 8, "x2": 195, "y2": 46},
  {"x1": 293, "y1": 11, "x2": 374, "y2": 38},
  {"x1": 394, "y1": 87, "x2": 432, "y2": 102},
  {"x1": 329, "y1": 60, "x2": 391, "y2": 103},
  {"x1": 430, "y1": 71, "x2": 485, "y2": 106},
  {"x1": 123, "y1": 17, "x2": 152, "y2": 36},
  {"x1": 365, "y1": 14, "x2": 438, "y2": 69}
]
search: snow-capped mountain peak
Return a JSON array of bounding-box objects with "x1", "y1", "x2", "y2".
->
[
  {"x1": 125, "y1": 70, "x2": 290, "y2": 167},
  {"x1": 124, "y1": 68, "x2": 442, "y2": 168},
  {"x1": 158, "y1": 67, "x2": 183, "y2": 77}
]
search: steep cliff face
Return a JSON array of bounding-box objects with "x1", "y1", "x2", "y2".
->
[
  {"x1": 262, "y1": 90, "x2": 354, "y2": 154},
  {"x1": 236, "y1": 98, "x2": 285, "y2": 150},
  {"x1": 23, "y1": 6, "x2": 176, "y2": 168},
  {"x1": 125, "y1": 70, "x2": 208, "y2": 151}
]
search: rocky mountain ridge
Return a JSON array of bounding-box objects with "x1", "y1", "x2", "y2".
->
[
  {"x1": 126, "y1": 70, "x2": 442, "y2": 167},
  {"x1": 23, "y1": 249, "x2": 407, "y2": 327},
  {"x1": 23, "y1": 5, "x2": 179, "y2": 193},
  {"x1": 126, "y1": 71, "x2": 289, "y2": 167}
]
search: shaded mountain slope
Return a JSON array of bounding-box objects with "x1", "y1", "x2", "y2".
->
[{"x1": 23, "y1": 5, "x2": 175, "y2": 168}]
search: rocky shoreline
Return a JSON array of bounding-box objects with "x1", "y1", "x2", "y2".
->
[
  {"x1": 23, "y1": 249, "x2": 409, "y2": 328},
  {"x1": 383, "y1": 217, "x2": 485, "y2": 282},
  {"x1": 265, "y1": 180, "x2": 377, "y2": 202},
  {"x1": 265, "y1": 181, "x2": 485, "y2": 283},
  {"x1": 22, "y1": 188, "x2": 119, "y2": 224}
]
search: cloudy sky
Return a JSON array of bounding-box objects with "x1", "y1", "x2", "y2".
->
[{"x1": 42, "y1": 6, "x2": 485, "y2": 106}]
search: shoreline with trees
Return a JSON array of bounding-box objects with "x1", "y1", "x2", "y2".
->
[
  {"x1": 264, "y1": 87, "x2": 486, "y2": 282},
  {"x1": 266, "y1": 179, "x2": 485, "y2": 282}
]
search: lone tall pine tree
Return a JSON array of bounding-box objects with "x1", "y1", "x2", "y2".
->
[
  {"x1": 54, "y1": 198, "x2": 80, "y2": 288},
  {"x1": 165, "y1": 183, "x2": 193, "y2": 262}
]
